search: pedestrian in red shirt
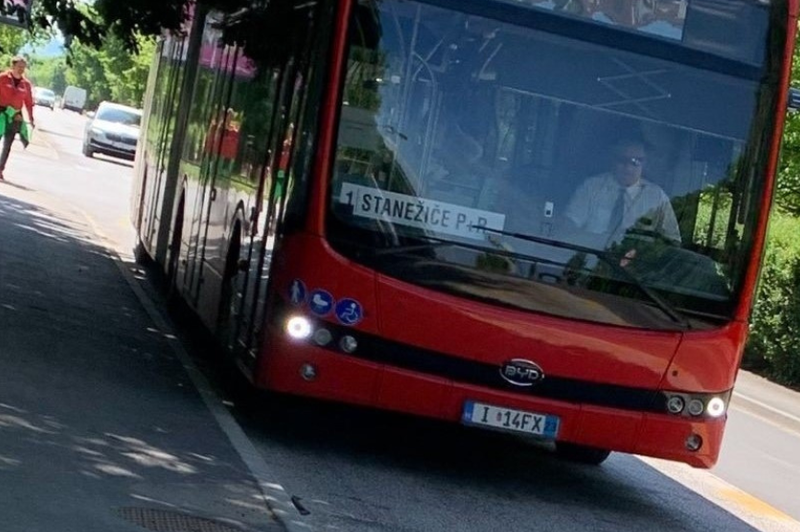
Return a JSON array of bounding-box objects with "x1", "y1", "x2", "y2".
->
[{"x1": 0, "y1": 56, "x2": 35, "y2": 181}]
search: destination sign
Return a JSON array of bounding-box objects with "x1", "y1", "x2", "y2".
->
[{"x1": 339, "y1": 183, "x2": 506, "y2": 241}]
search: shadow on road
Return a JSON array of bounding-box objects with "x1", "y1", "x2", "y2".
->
[{"x1": 0, "y1": 193, "x2": 274, "y2": 532}]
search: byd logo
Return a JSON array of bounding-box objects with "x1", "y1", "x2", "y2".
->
[{"x1": 500, "y1": 359, "x2": 545, "y2": 387}]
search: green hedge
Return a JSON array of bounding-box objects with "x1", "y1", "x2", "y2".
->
[{"x1": 746, "y1": 213, "x2": 800, "y2": 387}]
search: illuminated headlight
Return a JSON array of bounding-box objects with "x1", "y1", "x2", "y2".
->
[
  {"x1": 666, "y1": 395, "x2": 685, "y2": 415},
  {"x1": 286, "y1": 316, "x2": 312, "y2": 340},
  {"x1": 706, "y1": 397, "x2": 727, "y2": 418}
]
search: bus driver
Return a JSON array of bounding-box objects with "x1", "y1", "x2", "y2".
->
[{"x1": 564, "y1": 137, "x2": 681, "y2": 249}]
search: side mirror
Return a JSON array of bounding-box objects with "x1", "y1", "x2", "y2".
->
[
  {"x1": 86, "y1": 111, "x2": 95, "y2": 119},
  {"x1": 788, "y1": 88, "x2": 800, "y2": 111}
]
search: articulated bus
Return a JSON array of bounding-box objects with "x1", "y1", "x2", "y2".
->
[{"x1": 132, "y1": 0, "x2": 797, "y2": 467}]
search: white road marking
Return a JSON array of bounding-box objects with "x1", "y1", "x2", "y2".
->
[
  {"x1": 734, "y1": 392, "x2": 800, "y2": 426},
  {"x1": 640, "y1": 456, "x2": 800, "y2": 532}
]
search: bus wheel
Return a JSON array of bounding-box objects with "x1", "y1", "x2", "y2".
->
[
  {"x1": 217, "y1": 228, "x2": 242, "y2": 353},
  {"x1": 218, "y1": 270, "x2": 238, "y2": 351},
  {"x1": 166, "y1": 206, "x2": 185, "y2": 309},
  {"x1": 555, "y1": 442, "x2": 611, "y2": 465},
  {"x1": 133, "y1": 239, "x2": 150, "y2": 265}
]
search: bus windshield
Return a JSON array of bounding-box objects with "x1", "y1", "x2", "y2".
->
[{"x1": 327, "y1": 0, "x2": 780, "y2": 330}]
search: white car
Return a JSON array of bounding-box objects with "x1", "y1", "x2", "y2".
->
[
  {"x1": 62, "y1": 85, "x2": 87, "y2": 113},
  {"x1": 33, "y1": 87, "x2": 56, "y2": 110},
  {"x1": 82, "y1": 102, "x2": 142, "y2": 160}
]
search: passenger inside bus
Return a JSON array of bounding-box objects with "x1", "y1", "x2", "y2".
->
[{"x1": 425, "y1": 119, "x2": 488, "y2": 206}]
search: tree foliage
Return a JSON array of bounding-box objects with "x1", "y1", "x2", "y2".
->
[
  {"x1": 0, "y1": 0, "x2": 248, "y2": 53},
  {"x1": 26, "y1": 56, "x2": 68, "y2": 93},
  {"x1": 28, "y1": 34, "x2": 155, "y2": 109},
  {"x1": 66, "y1": 34, "x2": 156, "y2": 108},
  {"x1": 0, "y1": 24, "x2": 29, "y2": 64},
  {"x1": 747, "y1": 213, "x2": 800, "y2": 387},
  {"x1": 775, "y1": 33, "x2": 800, "y2": 215}
]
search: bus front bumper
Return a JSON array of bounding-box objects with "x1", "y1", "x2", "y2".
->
[{"x1": 257, "y1": 331, "x2": 726, "y2": 469}]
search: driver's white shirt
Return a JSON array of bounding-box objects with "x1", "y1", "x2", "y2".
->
[{"x1": 565, "y1": 172, "x2": 681, "y2": 244}]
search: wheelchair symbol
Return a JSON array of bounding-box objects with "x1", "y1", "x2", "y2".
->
[{"x1": 335, "y1": 299, "x2": 363, "y2": 326}]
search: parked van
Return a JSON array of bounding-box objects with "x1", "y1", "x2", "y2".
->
[{"x1": 62, "y1": 86, "x2": 87, "y2": 113}]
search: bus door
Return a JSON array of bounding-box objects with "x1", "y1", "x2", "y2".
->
[
  {"x1": 238, "y1": 7, "x2": 327, "y2": 362},
  {"x1": 137, "y1": 37, "x2": 187, "y2": 251},
  {"x1": 203, "y1": 53, "x2": 285, "y2": 353},
  {"x1": 182, "y1": 30, "x2": 237, "y2": 308},
  {"x1": 193, "y1": 44, "x2": 268, "y2": 333},
  {"x1": 216, "y1": 1, "x2": 324, "y2": 361},
  {"x1": 233, "y1": 65, "x2": 308, "y2": 360}
]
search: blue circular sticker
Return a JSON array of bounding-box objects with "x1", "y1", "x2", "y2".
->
[
  {"x1": 308, "y1": 289, "x2": 335, "y2": 316},
  {"x1": 289, "y1": 279, "x2": 307, "y2": 306},
  {"x1": 335, "y1": 298, "x2": 363, "y2": 326}
]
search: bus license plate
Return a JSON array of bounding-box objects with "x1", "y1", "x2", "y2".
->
[{"x1": 462, "y1": 401, "x2": 559, "y2": 439}]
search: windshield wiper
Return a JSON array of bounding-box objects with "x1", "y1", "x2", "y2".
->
[{"x1": 473, "y1": 226, "x2": 690, "y2": 329}]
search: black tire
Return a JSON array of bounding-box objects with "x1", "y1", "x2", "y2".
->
[
  {"x1": 217, "y1": 267, "x2": 239, "y2": 351},
  {"x1": 555, "y1": 442, "x2": 611, "y2": 465},
  {"x1": 133, "y1": 239, "x2": 150, "y2": 265},
  {"x1": 217, "y1": 226, "x2": 243, "y2": 353},
  {"x1": 165, "y1": 204, "x2": 185, "y2": 310},
  {"x1": 165, "y1": 238, "x2": 182, "y2": 309},
  {"x1": 82, "y1": 142, "x2": 94, "y2": 158}
]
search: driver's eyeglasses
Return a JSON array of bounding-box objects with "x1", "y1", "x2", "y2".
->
[{"x1": 615, "y1": 156, "x2": 645, "y2": 167}]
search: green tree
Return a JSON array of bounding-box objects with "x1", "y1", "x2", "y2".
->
[
  {"x1": 775, "y1": 38, "x2": 800, "y2": 215},
  {"x1": 66, "y1": 33, "x2": 155, "y2": 108},
  {"x1": 27, "y1": 57, "x2": 68, "y2": 92},
  {"x1": 0, "y1": 24, "x2": 30, "y2": 65},
  {"x1": 1, "y1": 0, "x2": 247, "y2": 53}
]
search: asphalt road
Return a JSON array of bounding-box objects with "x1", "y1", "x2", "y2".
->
[{"x1": 4, "y1": 106, "x2": 799, "y2": 532}]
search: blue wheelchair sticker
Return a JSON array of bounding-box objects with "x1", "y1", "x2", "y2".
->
[
  {"x1": 335, "y1": 298, "x2": 363, "y2": 326},
  {"x1": 308, "y1": 290, "x2": 334, "y2": 316}
]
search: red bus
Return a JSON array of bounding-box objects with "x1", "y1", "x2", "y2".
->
[{"x1": 132, "y1": 0, "x2": 797, "y2": 467}]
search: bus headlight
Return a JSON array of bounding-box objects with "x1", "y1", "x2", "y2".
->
[
  {"x1": 666, "y1": 395, "x2": 685, "y2": 414},
  {"x1": 339, "y1": 335, "x2": 358, "y2": 353},
  {"x1": 707, "y1": 397, "x2": 727, "y2": 418},
  {"x1": 687, "y1": 399, "x2": 705, "y2": 417},
  {"x1": 286, "y1": 316, "x2": 313, "y2": 340},
  {"x1": 662, "y1": 391, "x2": 730, "y2": 418},
  {"x1": 313, "y1": 328, "x2": 333, "y2": 346}
]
